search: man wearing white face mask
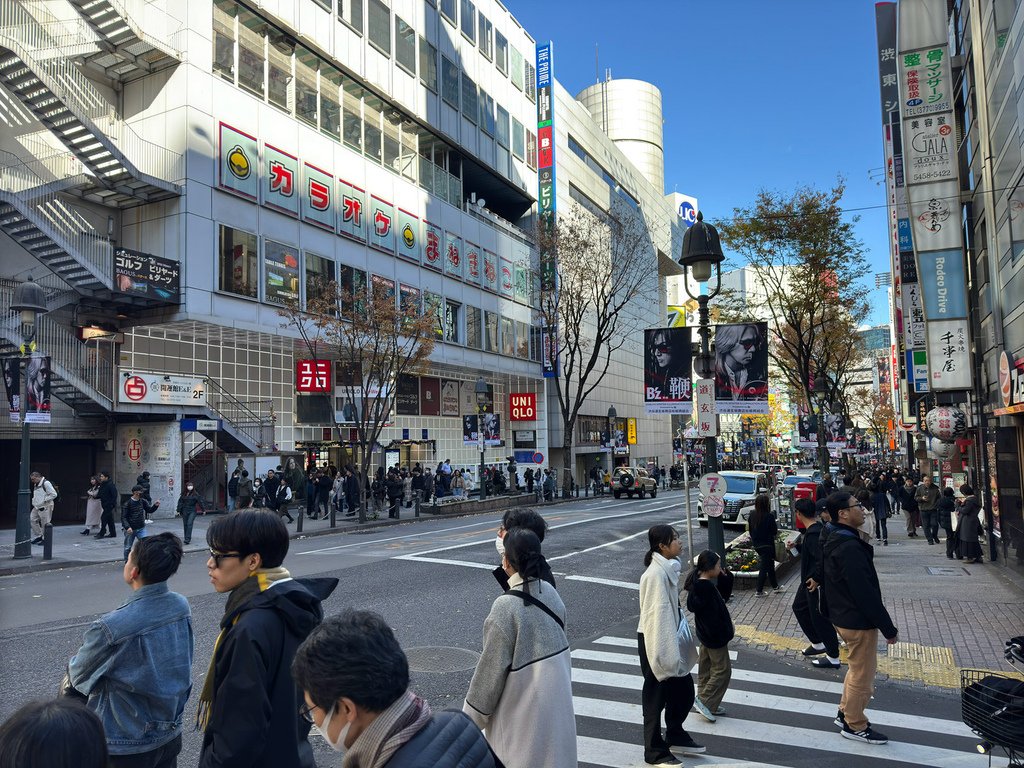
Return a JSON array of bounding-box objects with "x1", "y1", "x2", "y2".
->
[
  {"x1": 292, "y1": 609, "x2": 497, "y2": 768},
  {"x1": 492, "y1": 509, "x2": 555, "y2": 591}
]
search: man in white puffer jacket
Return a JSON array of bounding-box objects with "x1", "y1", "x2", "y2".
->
[{"x1": 637, "y1": 524, "x2": 705, "y2": 767}]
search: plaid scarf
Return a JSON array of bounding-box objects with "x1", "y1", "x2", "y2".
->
[
  {"x1": 341, "y1": 691, "x2": 431, "y2": 768},
  {"x1": 196, "y1": 567, "x2": 292, "y2": 731}
]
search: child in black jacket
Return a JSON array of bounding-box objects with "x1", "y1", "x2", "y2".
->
[{"x1": 686, "y1": 550, "x2": 734, "y2": 723}]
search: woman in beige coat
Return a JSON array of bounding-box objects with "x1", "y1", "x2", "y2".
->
[{"x1": 82, "y1": 476, "x2": 102, "y2": 535}]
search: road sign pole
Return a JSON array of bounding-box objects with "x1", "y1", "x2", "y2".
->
[{"x1": 682, "y1": 460, "x2": 693, "y2": 566}]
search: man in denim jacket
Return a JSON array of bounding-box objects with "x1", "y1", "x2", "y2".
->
[{"x1": 68, "y1": 532, "x2": 194, "y2": 767}]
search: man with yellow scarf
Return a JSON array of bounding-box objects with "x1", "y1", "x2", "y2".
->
[{"x1": 198, "y1": 510, "x2": 338, "y2": 768}]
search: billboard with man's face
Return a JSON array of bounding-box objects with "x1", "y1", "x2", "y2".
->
[{"x1": 713, "y1": 322, "x2": 769, "y2": 414}]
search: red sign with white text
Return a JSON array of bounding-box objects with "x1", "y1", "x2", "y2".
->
[
  {"x1": 509, "y1": 393, "x2": 537, "y2": 421},
  {"x1": 296, "y1": 360, "x2": 331, "y2": 393}
]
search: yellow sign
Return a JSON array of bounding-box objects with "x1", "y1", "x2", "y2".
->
[{"x1": 627, "y1": 417, "x2": 637, "y2": 445}]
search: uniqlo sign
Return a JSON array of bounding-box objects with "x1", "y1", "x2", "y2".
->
[
  {"x1": 296, "y1": 360, "x2": 331, "y2": 392},
  {"x1": 509, "y1": 392, "x2": 537, "y2": 421}
]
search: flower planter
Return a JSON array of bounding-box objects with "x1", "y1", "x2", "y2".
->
[{"x1": 699, "y1": 529, "x2": 801, "y2": 589}]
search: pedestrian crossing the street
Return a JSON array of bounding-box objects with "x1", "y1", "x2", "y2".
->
[{"x1": 570, "y1": 633, "x2": 987, "y2": 768}]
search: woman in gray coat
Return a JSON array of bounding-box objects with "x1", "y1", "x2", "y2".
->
[
  {"x1": 957, "y1": 484, "x2": 984, "y2": 563},
  {"x1": 463, "y1": 528, "x2": 576, "y2": 768}
]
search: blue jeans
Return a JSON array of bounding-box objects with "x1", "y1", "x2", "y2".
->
[{"x1": 123, "y1": 527, "x2": 148, "y2": 561}]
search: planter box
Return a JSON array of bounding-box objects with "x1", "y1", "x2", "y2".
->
[{"x1": 705, "y1": 529, "x2": 801, "y2": 588}]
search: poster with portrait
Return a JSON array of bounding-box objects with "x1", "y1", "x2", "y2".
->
[
  {"x1": 24, "y1": 356, "x2": 51, "y2": 424},
  {"x1": 823, "y1": 410, "x2": 848, "y2": 449},
  {"x1": 643, "y1": 327, "x2": 693, "y2": 415},
  {"x1": 713, "y1": 322, "x2": 769, "y2": 414},
  {"x1": 462, "y1": 414, "x2": 502, "y2": 446},
  {"x1": 797, "y1": 408, "x2": 818, "y2": 448},
  {"x1": 2, "y1": 357, "x2": 19, "y2": 422}
]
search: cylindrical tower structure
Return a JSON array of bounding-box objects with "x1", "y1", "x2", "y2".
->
[{"x1": 576, "y1": 78, "x2": 664, "y2": 194}]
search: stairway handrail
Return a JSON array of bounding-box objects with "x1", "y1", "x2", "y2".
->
[
  {"x1": 0, "y1": 1, "x2": 184, "y2": 184},
  {"x1": 0, "y1": 287, "x2": 114, "y2": 409},
  {"x1": 94, "y1": 0, "x2": 182, "y2": 59},
  {"x1": 0, "y1": 155, "x2": 113, "y2": 283}
]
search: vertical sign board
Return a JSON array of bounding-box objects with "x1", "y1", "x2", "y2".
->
[
  {"x1": 898, "y1": 0, "x2": 972, "y2": 391},
  {"x1": 537, "y1": 41, "x2": 558, "y2": 379}
]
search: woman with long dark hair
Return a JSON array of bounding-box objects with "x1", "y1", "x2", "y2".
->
[
  {"x1": 463, "y1": 528, "x2": 576, "y2": 768},
  {"x1": 685, "y1": 550, "x2": 735, "y2": 722},
  {"x1": 714, "y1": 324, "x2": 767, "y2": 401},
  {"x1": 637, "y1": 525, "x2": 704, "y2": 766},
  {"x1": 748, "y1": 493, "x2": 782, "y2": 597}
]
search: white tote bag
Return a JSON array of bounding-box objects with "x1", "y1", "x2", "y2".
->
[{"x1": 677, "y1": 615, "x2": 699, "y2": 669}]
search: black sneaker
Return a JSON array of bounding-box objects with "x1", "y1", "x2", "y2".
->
[
  {"x1": 833, "y1": 710, "x2": 845, "y2": 728},
  {"x1": 31, "y1": 537, "x2": 43, "y2": 545},
  {"x1": 841, "y1": 724, "x2": 888, "y2": 744},
  {"x1": 667, "y1": 734, "x2": 706, "y2": 754}
]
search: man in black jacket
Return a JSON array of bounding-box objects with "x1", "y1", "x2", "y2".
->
[
  {"x1": 96, "y1": 471, "x2": 119, "y2": 539},
  {"x1": 121, "y1": 484, "x2": 159, "y2": 561},
  {"x1": 787, "y1": 499, "x2": 840, "y2": 669},
  {"x1": 385, "y1": 470, "x2": 403, "y2": 519},
  {"x1": 821, "y1": 491, "x2": 899, "y2": 746}
]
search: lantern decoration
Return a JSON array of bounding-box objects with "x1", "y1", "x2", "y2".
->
[
  {"x1": 926, "y1": 436, "x2": 959, "y2": 461},
  {"x1": 925, "y1": 406, "x2": 968, "y2": 441}
]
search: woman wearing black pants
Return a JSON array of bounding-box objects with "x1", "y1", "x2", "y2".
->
[
  {"x1": 748, "y1": 494, "x2": 782, "y2": 597},
  {"x1": 936, "y1": 486, "x2": 961, "y2": 559},
  {"x1": 638, "y1": 525, "x2": 704, "y2": 766}
]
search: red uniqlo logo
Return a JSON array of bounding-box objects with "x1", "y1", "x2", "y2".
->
[
  {"x1": 296, "y1": 360, "x2": 330, "y2": 393},
  {"x1": 124, "y1": 375, "x2": 148, "y2": 401}
]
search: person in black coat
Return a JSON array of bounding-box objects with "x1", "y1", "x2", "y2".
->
[
  {"x1": 936, "y1": 486, "x2": 961, "y2": 559},
  {"x1": 868, "y1": 473, "x2": 891, "y2": 545},
  {"x1": 385, "y1": 471, "x2": 403, "y2": 519},
  {"x1": 95, "y1": 471, "x2": 119, "y2": 539},
  {"x1": 263, "y1": 470, "x2": 280, "y2": 513},
  {"x1": 292, "y1": 610, "x2": 496, "y2": 768},
  {"x1": 787, "y1": 499, "x2": 840, "y2": 668},
  {"x1": 685, "y1": 550, "x2": 735, "y2": 721},
  {"x1": 895, "y1": 477, "x2": 919, "y2": 537},
  {"x1": 199, "y1": 511, "x2": 338, "y2": 768},
  {"x1": 958, "y1": 485, "x2": 984, "y2": 563},
  {"x1": 820, "y1": 491, "x2": 898, "y2": 745},
  {"x1": 747, "y1": 494, "x2": 781, "y2": 597}
]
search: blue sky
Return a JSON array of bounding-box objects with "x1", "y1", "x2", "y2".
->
[{"x1": 506, "y1": 0, "x2": 892, "y2": 326}]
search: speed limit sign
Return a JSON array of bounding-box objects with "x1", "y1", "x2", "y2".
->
[{"x1": 700, "y1": 472, "x2": 727, "y2": 518}]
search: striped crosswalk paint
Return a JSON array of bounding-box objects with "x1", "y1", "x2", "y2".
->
[{"x1": 570, "y1": 634, "x2": 987, "y2": 768}]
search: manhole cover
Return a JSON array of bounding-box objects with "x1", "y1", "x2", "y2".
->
[
  {"x1": 926, "y1": 566, "x2": 963, "y2": 575},
  {"x1": 405, "y1": 646, "x2": 481, "y2": 673}
]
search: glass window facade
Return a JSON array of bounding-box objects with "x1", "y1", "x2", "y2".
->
[
  {"x1": 395, "y1": 16, "x2": 416, "y2": 73},
  {"x1": 441, "y1": 56, "x2": 459, "y2": 108},
  {"x1": 218, "y1": 225, "x2": 258, "y2": 298},
  {"x1": 264, "y1": 239, "x2": 300, "y2": 306},
  {"x1": 462, "y1": 73, "x2": 478, "y2": 124},
  {"x1": 460, "y1": 0, "x2": 475, "y2": 42},
  {"x1": 367, "y1": 0, "x2": 391, "y2": 55},
  {"x1": 495, "y1": 30, "x2": 508, "y2": 75},
  {"x1": 444, "y1": 300, "x2": 461, "y2": 343},
  {"x1": 339, "y1": 0, "x2": 363, "y2": 33},
  {"x1": 439, "y1": 0, "x2": 456, "y2": 26},
  {"x1": 478, "y1": 13, "x2": 492, "y2": 59},
  {"x1": 511, "y1": 117, "x2": 524, "y2": 158},
  {"x1": 466, "y1": 306, "x2": 482, "y2": 348},
  {"x1": 484, "y1": 310, "x2": 498, "y2": 352},
  {"x1": 305, "y1": 251, "x2": 335, "y2": 308},
  {"x1": 419, "y1": 37, "x2": 437, "y2": 90}
]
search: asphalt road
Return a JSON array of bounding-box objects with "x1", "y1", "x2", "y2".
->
[
  {"x1": 0, "y1": 491, "x2": 980, "y2": 768},
  {"x1": 0, "y1": 491, "x2": 707, "y2": 767}
]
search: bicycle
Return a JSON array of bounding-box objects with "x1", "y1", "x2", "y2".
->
[{"x1": 962, "y1": 637, "x2": 1024, "y2": 767}]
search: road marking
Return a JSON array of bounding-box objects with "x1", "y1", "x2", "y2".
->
[
  {"x1": 547, "y1": 517, "x2": 687, "y2": 562},
  {"x1": 576, "y1": 735, "x2": 791, "y2": 768},
  {"x1": 391, "y1": 556, "x2": 495, "y2": 570},
  {"x1": 563, "y1": 575, "x2": 640, "y2": 590},
  {"x1": 571, "y1": 648, "x2": 737, "y2": 667},
  {"x1": 297, "y1": 517, "x2": 500, "y2": 555},
  {"x1": 572, "y1": 665, "x2": 847, "y2": 696},
  {"x1": 593, "y1": 636, "x2": 636, "y2": 648},
  {"x1": 572, "y1": 696, "x2": 983, "y2": 766}
]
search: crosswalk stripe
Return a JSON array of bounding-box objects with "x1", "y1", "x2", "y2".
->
[
  {"x1": 573, "y1": 663, "x2": 847, "y2": 696},
  {"x1": 593, "y1": 636, "x2": 636, "y2": 648},
  {"x1": 576, "y1": 734, "x2": 791, "y2": 768},
  {"x1": 571, "y1": 666, "x2": 973, "y2": 738},
  {"x1": 572, "y1": 695, "x2": 985, "y2": 767},
  {"x1": 572, "y1": 648, "x2": 737, "y2": 667}
]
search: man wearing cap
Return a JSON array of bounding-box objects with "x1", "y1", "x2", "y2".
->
[
  {"x1": 787, "y1": 498, "x2": 840, "y2": 669},
  {"x1": 820, "y1": 491, "x2": 899, "y2": 745}
]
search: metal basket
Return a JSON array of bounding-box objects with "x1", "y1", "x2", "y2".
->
[{"x1": 962, "y1": 669, "x2": 1024, "y2": 762}]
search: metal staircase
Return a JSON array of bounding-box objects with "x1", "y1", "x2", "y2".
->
[
  {"x1": 64, "y1": 0, "x2": 180, "y2": 82},
  {"x1": 0, "y1": 0, "x2": 182, "y2": 204},
  {"x1": 0, "y1": 277, "x2": 114, "y2": 413}
]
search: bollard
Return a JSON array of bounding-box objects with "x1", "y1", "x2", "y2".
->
[
  {"x1": 296, "y1": 504, "x2": 303, "y2": 534},
  {"x1": 584, "y1": 483, "x2": 589, "y2": 498},
  {"x1": 414, "y1": 490, "x2": 421, "y2": 518},
  {"x1": 330, "y1": 501, "x2": 336, "y2": 529},
  {"x1": 42, "y1": 522, "x2": 53, "y2": 560}
]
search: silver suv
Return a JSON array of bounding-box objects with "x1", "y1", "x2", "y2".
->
[
  {"x1": 610, "y1": 467, "x2": 658, "y2": 499},
  {"x1": 696, "y1": 470, "x2": 772, "y2": 526}
]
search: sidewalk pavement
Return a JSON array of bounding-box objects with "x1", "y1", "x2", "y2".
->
[{"x1": 725, "y1": 525, "x2": 1024, "y2": 689}]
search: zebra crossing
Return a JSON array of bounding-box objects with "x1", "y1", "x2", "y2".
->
[{"x1": 570, "y1": 633, "x2": 988, "y2": 768}]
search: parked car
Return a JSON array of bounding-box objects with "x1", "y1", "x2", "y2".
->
[
  {"x1": 609, "y1": 467, "x2": 658, "y2": 499},
  {"x1": 782, "y1": 474, "x2": 814, "y2": 489},
  {"x1": 696, "y1": 470, "x2": 773, "y2": 527}
]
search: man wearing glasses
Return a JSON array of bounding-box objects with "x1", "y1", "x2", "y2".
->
[
  {"x1": 197, "y1": 510, "x2": 338, "y2": 768},
  {"x1": 821, "y1": 492, "x2": 899, "y2": 746}
]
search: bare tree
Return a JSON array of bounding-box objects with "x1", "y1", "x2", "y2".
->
[
  {"x1": 536, "y1": 202, "x2": 663, "y2": 492},
  {"x1": 279, "y1": 278, "x2": 437, "y2": 522}
]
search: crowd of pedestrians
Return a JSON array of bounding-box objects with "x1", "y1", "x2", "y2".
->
[{"x1": 3, "y1": 460, "x2": 993, "y2": 767}]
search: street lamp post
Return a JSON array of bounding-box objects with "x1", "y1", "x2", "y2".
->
[
  {"x1": 11, "y1": 277, "x2": 48, "y2": 560},
  {"x1": 606, "y1": 405, "x2": 617, "y2": 473},
  {"x1": 679, "y1": 212, "x2": 726, "y2": 559},
  {"x1": 475, "y1": 376, "x2": 488, "y2": 501},
  {"x1": 813, "y1": 374, "x2": 830, "y2": 476}
]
